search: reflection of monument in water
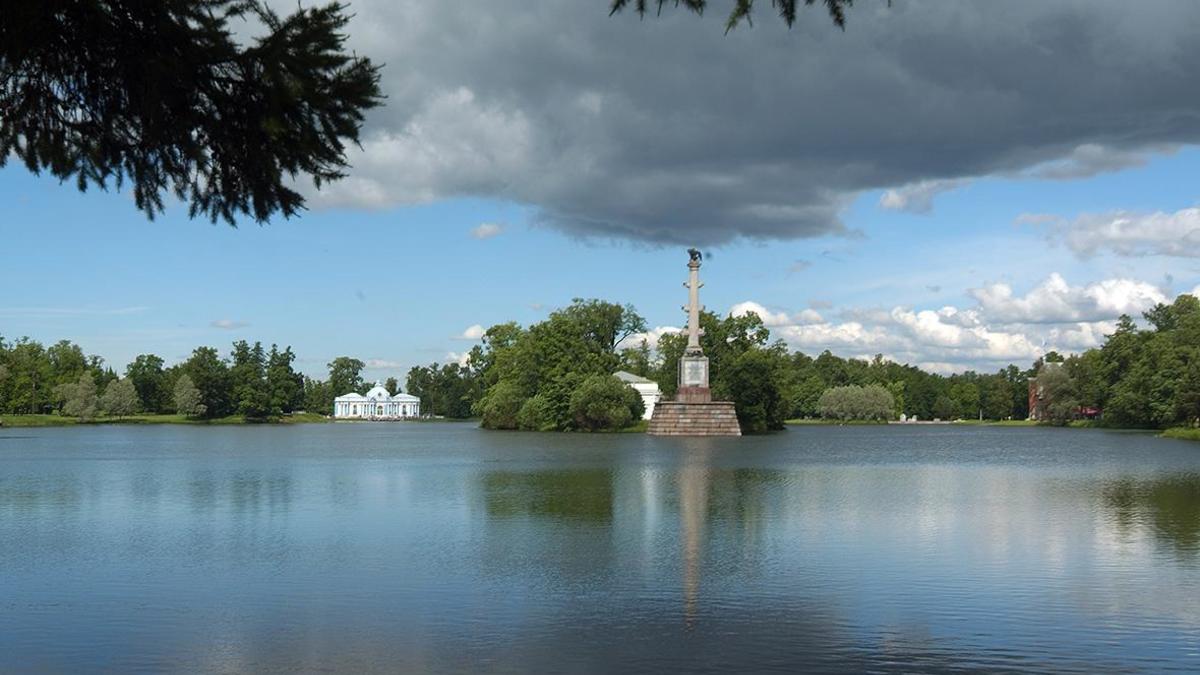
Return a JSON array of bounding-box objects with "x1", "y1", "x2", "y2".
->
[{"x1": 647, "y1": 249, "x2": 742, "y2": 436}]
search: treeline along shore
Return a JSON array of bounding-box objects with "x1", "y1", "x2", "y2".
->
[{"x1": 3, "y1": 294, "x2": 1200, "y2": 436}]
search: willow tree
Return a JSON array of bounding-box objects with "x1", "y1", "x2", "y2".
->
[{"x1": 0, "y1": 1, "x2": 382, "y2": 223}]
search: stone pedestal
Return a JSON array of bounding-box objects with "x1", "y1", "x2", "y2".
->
[{"x1": 647, "y1": 401, "x2": 741, "y2": 436}]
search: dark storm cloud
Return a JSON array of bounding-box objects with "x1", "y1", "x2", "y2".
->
[{"x1": 300, "y1": 0, "x2": 1200, "y2": 245}]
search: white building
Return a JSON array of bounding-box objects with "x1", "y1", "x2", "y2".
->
[
  {"x1": 333, "y1": 381, "x2": 421, "y2": 420},
  {"x1": 615, "y1": 371, "x2": 662, "y2": 420}
]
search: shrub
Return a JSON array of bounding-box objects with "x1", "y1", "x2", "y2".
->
[
  {"x1": 517, "y1": 394, "x2": 557, "y2": 431},
  {"x1": 569, "y1": 375, "x2": 643, "y2": 431},
  {"x1": 479, "y1": 380, "x2": 525, "y2": 430},
  {"x1": 817, "y1": 384, "x2": 895, "y2": 421}
]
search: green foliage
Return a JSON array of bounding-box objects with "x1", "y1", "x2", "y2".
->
[
  {"x1": 173, "y1": 374, "x2": 206, "y2": 418},
  {"x1": 1036, "y1": 364, "x2": 1077, "y2": 427},
  {"x1": 0, "y1": 1, "x2": 382, "y2": 223},
  {"x1": 126, "y1": 354, "x2": 167, "y2": 413},
  {"x1": 99, "y1": 378, "x2": 139, "y2": 418},
  {"x1": 181, "y1": 347, "x2": 233, "y2": 418},
  {"x1": 479, "y1": 380, "x2": 525, "y2": 430},
  {"x1": 407, "y1": 362, "x2": 478, "y2": 418},
  {"x1": 568, "y1": 375, "x2": 644, "y2": 432},
  {"x1": 517, "y1": 394, "x2": 558, "y2": 431},
  {"x1": 56, "y1": 373, "x2": 98, "y2": 421},
  {"x1": 327, "y1": 357, "x2": 365, "y2": 398},
  {"x1": 716, "y1": 347, "x2": 788, "y2": 433},
  {"x1": 817, "y1": 384, "x2": 894, "y2": 421}
]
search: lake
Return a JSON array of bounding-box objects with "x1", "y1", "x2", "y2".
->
[{"x1": 2, "y1": 423, "x2": 1198, "y2": 673}]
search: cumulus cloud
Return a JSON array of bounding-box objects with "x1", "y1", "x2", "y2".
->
[
  {"x1": 365, "y1": 359, "x2": 404, "y2": 369},
  {"x1": 286, "y1": 0, "x2": 1200, "y2": 244},
  {"x1": 1046, "y1": 207, "x2": 1200, "y2": 258},
  {"x1": 445, "y1": 351, "x2": 472, "y2": 367},
  {"x1": 737, "y1": 273, "x2": 1174, "y2": 371},
  {"x1": 969, "y1": 273, "x2": 1167, "y2": 324},
  {"x1": 471, "y1": 222, "x2": 505, "y2": 239},
  {"x1": 879, "y1": 178, "x2": 967, "y2": 214},
  {"x1": 211, "y1": 319, "x2": 249, "y2": 330},
  {"x1": 730, "y1": 300, "x2": 792, "y2": 327},
  {"x1": 457, "y1": 324, "x2": 486, "y2": 340}
]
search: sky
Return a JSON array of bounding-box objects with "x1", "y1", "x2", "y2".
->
[{"x1": 3, "y1": 0, "x2": 1200, "y2": 382}]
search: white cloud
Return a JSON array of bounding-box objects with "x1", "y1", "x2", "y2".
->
[
  {"x1": 211, "y1": 319, "x2": 249, "y2": 330},
  {"x1": 458, "y1": 324, "x2": 486, "y2": 340},
  {"x1": 730, "y1": 301, "x2": 792, "y2": 327},
  {"x1": 365, "y1": 359, "x2": 404, "y2": 369},
  {"x1": 1045, "y1": 206, "x2": 1200, "y2": 258},
  {"x1": 617, "y1": 326, "x2": 680, "y2": 351},
  {"x1": 879, "y1": 178, "x2": 966, "y2": 214},
  {"x1": 969, "y1": 274, "x2": 1166, "y2": 324},
  {"x1": 736, "y1": 273, "x2": 1172, "y2": 372},
  {"x1": 445, "y1": 351, "x2": 472, "y2": 367},
  {"x1": 471, "y1": 222, "x2": 504, "y2": 239},
  {"x1": 795, "y1": 308, "x2": 825, "y2": 325},
  {"x1": 1192, "y1": 285, "x2": 1200, "y2": 298}
]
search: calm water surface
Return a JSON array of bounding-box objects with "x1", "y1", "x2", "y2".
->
[{"x1": 2, "y1": 423, "x2": 1199, "y2": 673}]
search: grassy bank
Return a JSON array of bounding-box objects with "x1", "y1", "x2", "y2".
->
[
  {"x1": 1161, "y1": 427, "x2": 1200, "y2": 442},
  {"x1": 0, "y1": 412, "x2": 330, "y2": 428},
  {"x1": 784, "y1": 419, "x2": 888, "y2": 426}
]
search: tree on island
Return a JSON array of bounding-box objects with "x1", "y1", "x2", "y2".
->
[
  {"x1": 569, "y1": 375, "x2": 645, "y2": 432},
  {"x1": 0, "y1": 1, "x2": 382, "y2": 224},
  {"x1": 100, "y1": 378, "x2": 139, "y2": 419},
  {"x1": 173, "y1": 375, "x2": 206, "y2": 418},
  {"x1": 610, "y1": 0, "x2": 858, "y2": 32}
]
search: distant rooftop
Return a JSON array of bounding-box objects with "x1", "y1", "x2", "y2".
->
[{"x1": 614, "y1": 370, "x2": 653, "y2": 384}]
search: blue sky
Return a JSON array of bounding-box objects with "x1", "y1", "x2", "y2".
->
[
  {"x1": 3, "y1": 147, "x2": 1196, "y2": 380},
  {"x1": 3, "y1": 1, "x2": 1199, "y2": 382}
]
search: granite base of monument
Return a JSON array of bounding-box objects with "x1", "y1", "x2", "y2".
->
[{"x1": 647, "y1": 400, "x2": 741, "y2": 436}]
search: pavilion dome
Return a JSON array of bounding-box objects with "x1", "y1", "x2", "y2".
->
[{"x1": 364, "y1": 382, "x2": 391, "y2": 400}]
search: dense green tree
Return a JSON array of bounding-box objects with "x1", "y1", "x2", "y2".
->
[
  {"x1": 479, "y1": 380, "x2": 525, "y2": 430},
  {"x1": 1, "y1": 1, "x2": 382, "y2": 224},
  {"x1": 569, "y1": 375, "x2": 644, "y2": 432},
  {"x1": 303, "y1": 376, "x2": 333, "y2": 415},
  {"x1": 99, "y1": 378, "x2": 139, "y2": 418},
  {"x1": 125, "y1": 354, "x2": 167, "y2": 413},
  {"x1": 517, "y1": 394, "x2": 558, "y2": 432},
  {"x1": 327, "y1": 357, "x2": 365, "y2": 397},
  {"x1": 181, "y1": 347, "x2": 232, "y2": 418},
  {"x1": 716, "y1": 347, "x2": 788, "y2": 432},
  {"x1": 266, "y1": 345, "x2": 304, "y2": 414},
  {"x1": 230, "y1": 340, "x2": 270, "y2": 418},
  {"x1": 173, "y1": 374, "x2": 206, "y2": 418},
  {"x1": 384, "y1": 377, "x2": 399, "y2": 396}
]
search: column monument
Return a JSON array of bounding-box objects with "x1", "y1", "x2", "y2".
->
[{"x1": 647, "y1": 249, "x2": 741, "y2": 436}]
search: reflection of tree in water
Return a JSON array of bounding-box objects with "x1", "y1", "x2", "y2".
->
[
  {"x1": 483, "y1": 470, "x2": 614, "y2": 522},
  {"x1": 1104, "y1": 474, "x2": 1200, "y2": 556}
]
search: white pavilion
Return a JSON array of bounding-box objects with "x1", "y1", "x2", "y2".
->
[
  {"x1": 614, "y1": 371, "x2": 661, "y2": 420},
  {"x1": 333, "y1": 381, "x2": 421, "y2": 420}
]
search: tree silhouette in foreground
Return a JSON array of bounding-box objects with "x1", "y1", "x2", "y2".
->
[
  {"x1": 0, "y1": 1, "x2": 382, "y2": 224},
  {"x1": 610, "y1": 0, "x2": 859, "y2": 32}
]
